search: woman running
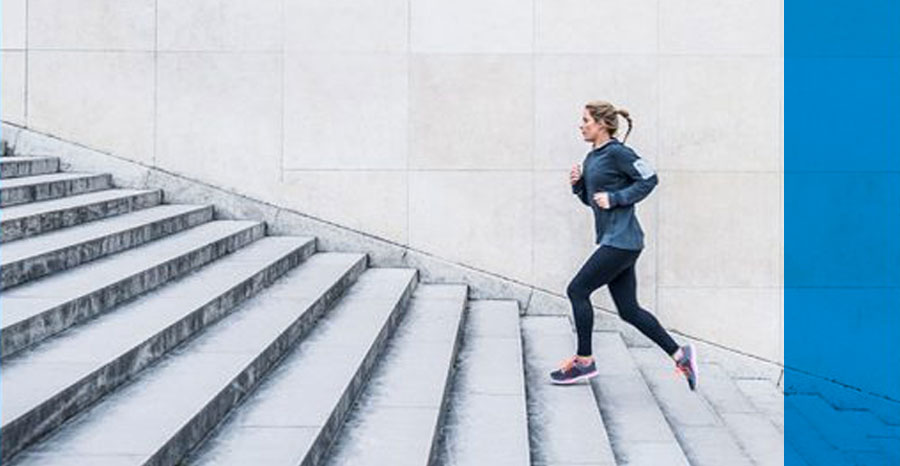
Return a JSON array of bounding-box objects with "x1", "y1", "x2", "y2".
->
[{"x1": 549, "y1": 101, "x2": 699, "y2": 390}]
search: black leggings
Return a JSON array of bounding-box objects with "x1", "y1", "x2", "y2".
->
[{"x1": 567, "y1": 245, "x2": 679, "y2": 357}]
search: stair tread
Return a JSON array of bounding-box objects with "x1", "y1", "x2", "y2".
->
[
  {"x1": 185, "y1": 268, "x2": 416, "y2": 466},
  {"x1": 733, "y1": 378, "x2": 785, "y2": 432},
  {"x1": 629, "y1": 347, "x2": 753, "y2": 466},
  {"x1": 695, "y1": 363, "x2": 785, "y2": 466},
  {"x1": 325, "y1": 284, "x2": 468, "y2": 466},
  {"x1": 786, "y1": 371, "x2": 900, "y2": 426},
  {"x1": 8, "y1": 251, "x2": 369, "y2": 465},
  {"x1": 589, "y1": 332, "x2": 689, "y2": 466},
  {"x1": 0, "y1": 220, "x2": 261, "y2": 329},
  {"x1": 0, "y1": 188, "x2": 158, "y2": 222},
  {"x1": 789, "y1": 394, "x2": 897, "y2": 455},
  {"x1": 0, "y1": 204, "x2": 210, "y2": 265},
  {"x1": 521, "y1": 317, "x2": 618, "y2": 466},
  {"x1": 1, "y1": 236, "x2": 316, "y2": 426},
  {"x1": 0, "y1": 172, "x2": 104, "y2": 189},
  {"x1": 0, "y1": 156, "x2": 58, "y2": 162},
  {"x1": 785, "y1": 399, "x2": 853, "y2": 466},
  {"x1": 433, "y1": 299, "x2": 531, "y2": 466}
]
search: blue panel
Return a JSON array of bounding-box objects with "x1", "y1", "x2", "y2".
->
[{"x1": 786, "y1": 1, "x2": 900, "y2": 465}]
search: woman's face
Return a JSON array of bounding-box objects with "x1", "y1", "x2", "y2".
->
[{"x1": 579, "y1": 109, "x2": 606, "y2": 142}]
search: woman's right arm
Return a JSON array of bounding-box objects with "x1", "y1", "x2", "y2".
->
[{"x1": 570, "y1": 164, "x2": 591, "y2": 207}]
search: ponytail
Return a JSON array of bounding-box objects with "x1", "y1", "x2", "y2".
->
[{"x1": 616, "y1": 109, "x2": 633, "y2": 143}]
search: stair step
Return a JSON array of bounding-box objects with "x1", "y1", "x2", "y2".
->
[
  {"x1": 734, "y1": 378, "x2": 785, "y2": 432},
  {"x1": 586, "y1": 332, "x2": 689, "y2": 466},
  {"x1": 842, "y1": 450, "x2": 895, "y2": 466},
  {"x1": 696, "y1": 363, "x2": 785, "y2": 466},
  {"x1": 0, "y1": 156, "x2": 60, "y2": 179},
  {"x1": 0, "y1": 172, "x2": 111, "y2": 207},
  {"x1": 869, "y1": 437, "x2": 900, "y2": 463},
  {"x1": 184, "y1": 268, "x2": 417, "y2": 466},
  {"x1": 789, "y1": 394, "x2": 896, "y2": 458},
  {"x1": 785, "y1": 398, "x2": 853, "y2": 466},
  {"x1": 520, "y1": 317, "x2": 617, "y2": 466},
  {"x1": 629, "y1": 347, "x2": 753, "y2": 466},
  {"x1": 434, "y1": 300, "x2": 530, "y2": 466},
  {"x1": 0, "y1": 188, "x2": 163, "y2": 243},
  {"x1": 0, "y1": 220, "x2": 266, "y2": 358},
  {"x1": 784, "y1": 442, "x2": 813, "y2": 466},
  {"x1": 0, "y1": 204, "x2": 214, "y2": 290},
  {"x1": 5, "y1": 250, "x2": 368, "y2": 466},
  {"x1": 785, "y1": 371, "x2": 900, "y2": 426},
  {"x1": 0, "y1": 236, "x2": 318, "y2": 463},
  {"x1": 325, "y1": 285, "x2": 468, "y2": 466}
]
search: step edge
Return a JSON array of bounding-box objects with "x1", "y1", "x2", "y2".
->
[
  {"x1": 0, "y1": 205, "x2": 217, "y2": 290},
  {"x1": 0, "y1": 235, "x2": 317, "y2": 463},
  {"x1": 160, "y1": 254, "x2": 376, "y2": 466},
  {"x1": 0, "y1": 222, "x2": 272, "y2": 358}
]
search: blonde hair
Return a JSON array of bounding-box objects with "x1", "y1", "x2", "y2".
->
[{"x1": 585, "y1": 101, "x2": 633, "y2": 143}]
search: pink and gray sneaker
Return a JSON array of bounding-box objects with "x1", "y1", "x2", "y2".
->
[
  {"x1": 550, "y1": 355, "x2": 599, "y2": 385},
  {"x1": 675, "y1": 344, "x2": 699, "y2": 391}
]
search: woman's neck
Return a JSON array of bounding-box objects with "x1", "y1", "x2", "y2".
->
[{"x1": 593, "y1": 136, "x2": 613, "y2": 149}]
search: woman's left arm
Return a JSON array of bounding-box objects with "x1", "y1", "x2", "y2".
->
[{"x1": 607, "y1": 147, "x2": 658, "y2": 208}]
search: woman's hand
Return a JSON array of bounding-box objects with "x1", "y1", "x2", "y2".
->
[
  {"x1": 593, "y1": 192, "x2": 611, "y2": 209},
  {"x1": 569, "y1": 164, "x2": 582, "y2": 185}
]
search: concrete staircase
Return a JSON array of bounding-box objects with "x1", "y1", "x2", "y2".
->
[{"x1": 0, "y1": 139, "x2": 882, "y2": 465}]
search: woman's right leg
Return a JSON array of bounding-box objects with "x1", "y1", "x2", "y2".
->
[{"x1": 566, "y1": 246, "x2": 635, "y2": 357}]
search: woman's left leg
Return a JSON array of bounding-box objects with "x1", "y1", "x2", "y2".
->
[
  {"x1": 607, "y1": 256, "x2": 679, "y2": 356},
  {"x1": 608, "y1": 257, "x2": 698, "y2": 390}
]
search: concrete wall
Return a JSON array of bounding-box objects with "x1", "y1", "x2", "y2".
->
[{"x1": 1, "y1": 0, "x2": 783, "y2": 363}]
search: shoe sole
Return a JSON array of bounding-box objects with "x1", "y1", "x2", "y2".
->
[
  {"x1": 686, "y1": 344, "x2": 699, "y2": 390},
  {"x1": 550, "y1": 369, "x2": 599, "y2": 385}
]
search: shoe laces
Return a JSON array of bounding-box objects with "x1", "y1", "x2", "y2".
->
[{"x1": 557, "y1": 355, "x2": 578, "y2": 373}]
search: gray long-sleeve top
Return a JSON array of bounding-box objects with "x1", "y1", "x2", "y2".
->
[{"x1": 572, "y1": 138, "x2": 658, "y2": 250}]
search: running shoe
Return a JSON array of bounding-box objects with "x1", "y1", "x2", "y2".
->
[
  {"x1": 550, "y1": 355, "x2": 599, "y2": 385},
  {"x1": 675, "y1": 344, "x2": 699, "y2": 391}
]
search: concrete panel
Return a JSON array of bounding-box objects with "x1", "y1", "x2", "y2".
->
[
  {"x1": 659, "y1": 57, "x2": 782, "y2": 172},
  {"x1": 1, "y1": 0, "x2": 26, "y2": 50},
  {"x1": 660, "y1": 0, "x2": 783, "y2": 55},
  {"x1": 633, "y1": 195, "x2": 660, "y2": 311},
  {"x1": 1, "y1": 51, "x2": 26, "y2": 125},
  {"x1": 535, "y1": 54, "x2": 658, "y2": 170},
  {"x1": 658, "y1": 172, "x2": 780, "y2": 288},
  {"x1": 778, "y1": 289, "x2": 784, "y2": 365},
  {"x1": 284, "y1": 0, "x2": 407, "y2": 53},
  {"x1": 157, "y1": 0, "x2": 282, "y2": 51},
  {"x1": 283, "y1": 53, "x2": 408, "y2": 170},
  {"x1": 411, "y1": 0, "x2": 532, "y2": 53},
  {"x1": 27, "y1": 0, "x2": 155, "y2": 50},
  {"x1": 409, "y1": 170, "x2": 533, "y2": 283},
  {"x1": 410, "y1": 55, "x2": 533, "y2": 170},
  {"x1": 532, "y1": 170, "x2": 597, "y2": 295},
  {"x1": 777, "y1": 171, "x2": 784, "y2": 285},
  {"x1": 536, "y1": 0, "x2": 658, "y2": 54},
  {"x1": 156, "y1": 52, "x2": 281, "y2": 200},
  {"x1": 278, "y1": 170, "x2": 408, "y2": 245},
  {"x1": 8, "y1": 0, "x2": 785, "y2": 370},
  {"x1": 27, "y1": 51, "x2": 154, "y2": 164},
  {"x1": 660, "y1": 287, "x2": 781, "y2": 362}
]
